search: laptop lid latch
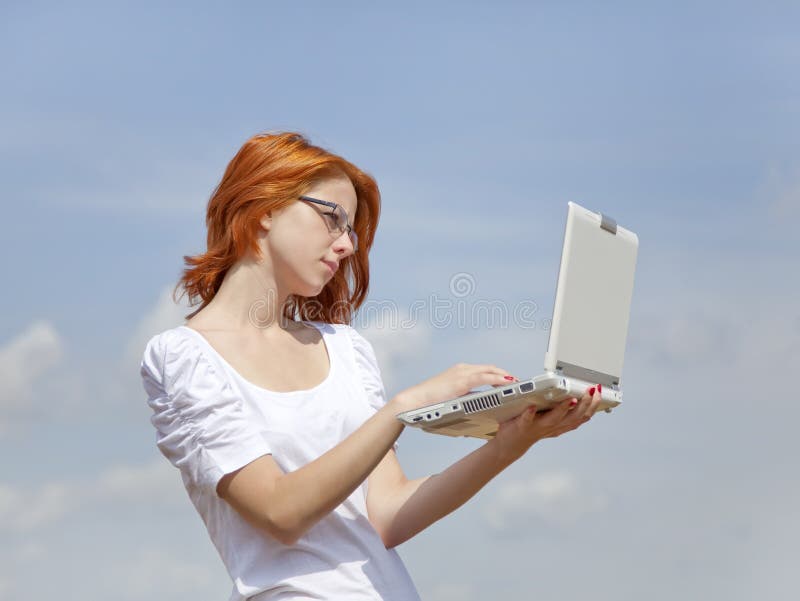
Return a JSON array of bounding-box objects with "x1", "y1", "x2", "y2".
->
[
  {"x1": 555, "y1": 361, "x2": 619, "y2": 390},
  {"x1": 600, "y1": 214, "x2": 618, "y2": 235}
]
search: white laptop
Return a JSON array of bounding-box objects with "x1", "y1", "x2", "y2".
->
[{"x1": 396, "y1": 201, "x2": 639, "y2": 440}]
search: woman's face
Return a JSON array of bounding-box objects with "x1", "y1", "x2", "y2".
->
[{"x1": 261, "y1": 175, "x2": 358, "y2": 297}]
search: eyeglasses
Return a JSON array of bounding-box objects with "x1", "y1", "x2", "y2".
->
[{"x1": 298, "y1": 195, "x2": 358, "y2": 251}]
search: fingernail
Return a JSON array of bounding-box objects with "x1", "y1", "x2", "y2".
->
[
  {"x1": 504, "y1": 375, "x2": 515, "y2": 381},
  {"x1": 569, "y1": 398, "x2": 578, "y2": 406},
  {"x1": 597, "y1": 384, "x2": 602, "y2": 393},
  {"x1": 588, "y1": 387, "x2": 596, "y2": 396}
]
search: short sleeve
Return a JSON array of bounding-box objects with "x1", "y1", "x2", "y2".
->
[
  {"x1": 140, "y1": 329, "x2": 272, "y2": 495},
  {"x1": 347, "y1": 327, "x2": 389, "y2": 414},
  {"x1": 347, "y1": 327, "x2": 400, "y2": 451}
]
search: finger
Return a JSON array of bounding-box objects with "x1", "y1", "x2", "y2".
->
[
  {"x1": 576, "y1": 386, "x2": 597, "y2": 416},
  {"x1": 588, "y1": 384, "x2": 603, "y2": 416},
  {"x1": 470, "y1": 369, "x2": 519, "y2": 387},
  {"x1": 582, "y1": 384, "x2": 603, "y2": 419},
  {"x1": 476, "y1": 375, "x2": 519, "y2": 389},
  {"x1": 558, "y1": 397, "x2": 578, "y2": 416},
  {"x1": 560, "y1": 405, "x2": 593, "y2": 431},
  {"x1": 472, "y1": 364, "x2": 518, "y2": 380},
  {"x1": 533, "y1": 398, "x2": 573, "y2": 428},
  {"x1": 461, "y1": 363, "x2": 504, "y2": 374},
  {"x1": 551, "y1": 421, "x2": 583, "y2": 437},
  {"x1": 508, "y1": 405, "x2": 538, "y2": 433},
  {"x1": 448, "y1": 365, "x2": 507, "y2": 388},
  {"x1": 521, "y1": 404, "x2": 538, "y2": 425}
]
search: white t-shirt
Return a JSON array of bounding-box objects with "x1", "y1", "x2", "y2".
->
[{"x1": 140, "y1": 322, "x2": 420, "y2": 601}]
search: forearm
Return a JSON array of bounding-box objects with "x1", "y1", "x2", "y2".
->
[
  {"x1": 381, "y1": 438, "x2": 520, "y2": 547},
  {"x1": 267, "y1": 399, "x2": 405, "y2": 540}
]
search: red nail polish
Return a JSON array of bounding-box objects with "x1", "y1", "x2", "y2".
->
[
  {"x1": 588, "y1": 387, "x2": 596, "y2": 396},
  {"x1": 569, "y1": 398, "x2": 578, "y2": 406},
  {"x1": 504, "y1": 375, "x2": 515, "y2": 381},
  {"x1": 597, "y1": 384, "x2": 602, "y2": 393}
]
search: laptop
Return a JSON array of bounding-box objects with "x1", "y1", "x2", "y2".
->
[{"x1": 396, "y1": 201, "x2": 639, "y2": 439}]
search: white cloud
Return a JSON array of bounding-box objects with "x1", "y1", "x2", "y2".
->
[
  {"x1": 355, "y1": 313, "x2": 433, "y2": 394},
  {"x1": 105, "y1": 548, "x2": 221, "y2": 599},
  {"x1": 741, "y1": 478, "x2": 800, "y2": 599},
  {"x1": 0, "y1": 486, "x2": 23, "y2": 525},
  {"x1": 427, "y1": 582, "x2": 477, "y2": 601},
  {"x1": 0, "y1": 459, "x2": 183, "y2": 533},
  {"x1": 629, "y1": 293, "x2": 800, "y2": 395},
  {"x1": 0, "y1": 187, "x2": 796, "y2": 601},
  {"x1": 630, "y1": 305, "x2": 736, "y2": 370},
  {"x1": 16, "y1": 541, "x2": 46, "y2": 561},
  {"x1": 0, "y1": 480, "x2": 75, "y2": 532},
  {"x1": 0, "y1": 321, "x2": 63, "y2": 411},
  {"x1": 18, "y1": 482, "x2": 75, "y2": 531},
  {"x1": 95, "y1": 459, "x2": 184, "y2": 502},
  {"x1": 762, "y1": 164, "x2": 800, "y2": 219},
  {"x1": 125, "y1": 285, "x2": 192, "y2": 366},
  {"x1": 484, "y1": 470, "x2": 607, "y2": 531}
]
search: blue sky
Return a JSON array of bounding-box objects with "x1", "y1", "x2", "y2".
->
[{"x1": 2, "y1": 2, "x2": 799, "y2": 600}]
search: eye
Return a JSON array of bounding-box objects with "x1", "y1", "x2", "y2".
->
[
  {"x1": 333, "y1": 206, "x2": 349, "y2": 231},
  {"x1": 322, "y1": 212, "x2": 340, "y2": 231}
]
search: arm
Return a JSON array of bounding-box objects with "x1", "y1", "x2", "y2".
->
[
  {"x1": 367, "y1": 386, "x2": 603, "y2": 548},
  {"x1": 365, "y1": 441, "x2": 514, "y2": 549},
  {"x1": 217, "y1": 363, "x2": 515, "y2": 545},
  {"x1": 218, "y1": 399, "x2": 403, "y2": 545}
]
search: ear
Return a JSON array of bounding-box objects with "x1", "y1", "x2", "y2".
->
[{"x1": 259, "y1": 211, "x2": 272, "y2": 231}]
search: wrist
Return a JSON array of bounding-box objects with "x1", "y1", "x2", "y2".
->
[
  {"x1": 485, "y1": 433, "x2": 533, "y2": 466},
  {"x1": 387, "y1": 391, "x2": 415, "y2": 415}
]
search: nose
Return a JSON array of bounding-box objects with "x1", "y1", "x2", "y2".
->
[{"x1": 331, "y1": 230, "x2": 355, "y2": 256}]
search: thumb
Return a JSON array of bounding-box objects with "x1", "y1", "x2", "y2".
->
[{"x1": 521, "y1": 405, "x2": 537, "y2": 425}]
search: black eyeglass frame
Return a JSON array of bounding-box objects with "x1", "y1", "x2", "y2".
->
[{"x1": 298, "y1": 195, "x2": 359, "y2": 251}]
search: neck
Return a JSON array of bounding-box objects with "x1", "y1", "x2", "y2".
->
[{"x1": 200, "y1": 256, "x2": 296, "y2": 333}]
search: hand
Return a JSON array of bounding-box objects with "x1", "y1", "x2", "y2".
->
[
  {"x1": 492, "y1": 385, "x2": 603, "y2": 462},
  {"x1": 392, "y1": 363, "x2": 516, "y2": 413}
]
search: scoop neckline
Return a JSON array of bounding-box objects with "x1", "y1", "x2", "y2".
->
[{"x1": 176, "y1": 322, "x2": 336, "y2": 397}]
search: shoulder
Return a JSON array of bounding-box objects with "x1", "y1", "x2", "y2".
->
[
  {"x1": 303, "y1": 321, "x2": 376, "y2": 355},
  {"x1": 141, "y1": 325, "x2": 195, "y2": 366},
  {"x1": 139, "y1": 326, "x2": 209, "y2": 393},
  {"x1": 301, "y1": 321, "x2": 381, "y2": 378}
]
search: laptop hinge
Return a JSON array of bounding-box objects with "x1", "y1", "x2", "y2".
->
[
  {"x1": 555, "y1": 360, "x2": 619, "y2": 389},
  {"x1": 600, "y1": 214, "x2": 617, "y2": 235}
]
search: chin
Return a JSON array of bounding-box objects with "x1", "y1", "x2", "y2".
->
[
  {"x1": 295, "y1": 277, "x2": 329, "y2": 299},
  {"x1": 285, "y1": 263, "x2": 334, "y2": 299}
]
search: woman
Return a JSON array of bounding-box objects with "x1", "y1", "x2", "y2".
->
[{"x1": 140, "y1": 132, "x2": 601, "y2": 601}]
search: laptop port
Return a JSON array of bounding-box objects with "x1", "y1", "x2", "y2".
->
[
  {"x1": 502, "y1": 388, "x2": 513, "y2": 395},
  {"x1": 412, "y1": 416, "x2": 423, "y2": 422},
  {"x1": 519, "y1": 382, "x2": 534, "y2": 393}
]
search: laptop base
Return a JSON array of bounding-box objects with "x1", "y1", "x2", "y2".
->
[{"x1": 396, "y1": 374, "x2": 621, "y2": 440}]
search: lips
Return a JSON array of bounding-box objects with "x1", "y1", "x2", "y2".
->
[{"x1": 322, "y1": 260, "x2": 338, "y2": 275}]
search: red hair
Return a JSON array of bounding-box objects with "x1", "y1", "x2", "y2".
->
[{"x1": 175, "y1": 132, "x2": 380, "y2": 324}]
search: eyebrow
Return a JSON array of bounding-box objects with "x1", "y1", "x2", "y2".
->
[{"x1": 301, "y1": 195, "x2": 356, "y2": 222}]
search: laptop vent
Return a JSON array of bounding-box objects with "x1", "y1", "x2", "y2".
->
[{"x1": 462, "y1": 393, "x2": 502, "y2": 415}]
